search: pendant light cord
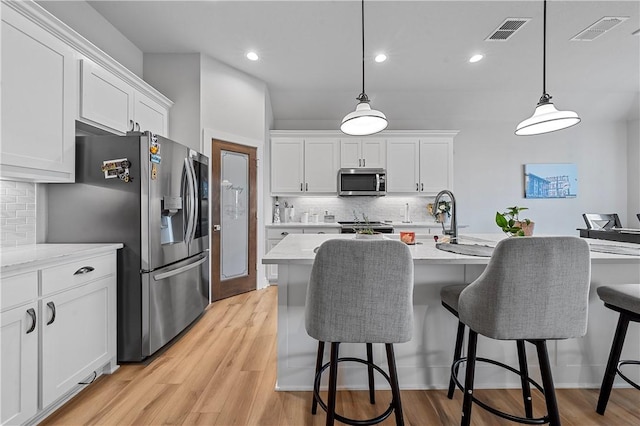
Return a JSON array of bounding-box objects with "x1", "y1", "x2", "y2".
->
[
  {"x1": 542, "y1": 0, "x2": 547, "y2": 96},
  {"x1": 361, "y1": 0, "x2": 365, "y2": 96}
]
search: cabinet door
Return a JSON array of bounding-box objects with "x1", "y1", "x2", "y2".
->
[
  {"x1": 1, "y1": 4, "x2": 75, "y2": 182},
  {"x1": 134, "y1": 91, "x2": 168, "y2": 137},
  {"x1": 79, "y1": 59, "x2": 134, "y2": 134},
  {"x1": 386, "y1": 139, "x2": 420, "y2": 193},
  {"x1": 340, "y1": 139, "x2": 361, "y2": 168},
  {"x1": 271, "y1": 138, "x2": 305, "y2": 194},
  {"x1": 40, "y1": 277, "x2": 114, "y2": 408},
  {"x1": 304, "y1": 139, "x2": 339, "y2": 193},
  {"x1": 419, "y1": 139, "x2": 453, "y2": 194},
  {"x1": 1, "y1": 303, "x2": 38, "y2": 425},
  {"x1": 361, "y1": 139, "x2": 386, "y2": 168}
]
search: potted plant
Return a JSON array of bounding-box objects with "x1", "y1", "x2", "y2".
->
[
  {"x1": 496, "y1": 206, "x2": 535, "y2": 237},
  {"x1": 428, "y1": 201, "x2": 451, "y2": 224}
]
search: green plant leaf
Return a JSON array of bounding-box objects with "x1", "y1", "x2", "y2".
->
[{"x1": 495, "y1": 212, "x2": 508, "y2": 228}]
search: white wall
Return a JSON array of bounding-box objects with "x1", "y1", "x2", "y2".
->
[
  {"x1": 36, "y1": 0, "x2": 143, "y2": 77},
  {"x1": 144, "y1": 53, "x2": 201, "y2": 149}
]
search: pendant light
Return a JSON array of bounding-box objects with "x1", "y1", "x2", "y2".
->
[
  {"x1": 515, "y1": 0, "x2": 580, "y2": 136},
  {"x1": 340, "y1": 0, "x2": 388, "y2": 136}
]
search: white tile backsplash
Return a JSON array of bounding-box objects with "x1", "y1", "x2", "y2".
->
[
  {"x1": 0, "y1": 181, "x2": 36, "y2": 247},
  {"x1": 271, "y1": 196, "x2": 438, "y2": 224}
]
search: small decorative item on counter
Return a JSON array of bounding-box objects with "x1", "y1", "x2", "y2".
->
[
  {"x1": 323, "y1": 211, "x2": 335, "y2": 223},
  {"x1": 301, "y1": 212, "x2": 309, "y2": 223},
  {"x1": 496, "y1": 206, "x2": 535, "y2": 236},
  {"x1": 273, "y1": 197, "x2": 281, "y2": 223},
  {"x1": 428, "y1": 200, "x2": 451, "y2": 223},
  {"x1": 400, "y1": 231, "x2": 415, "y2": 245},
  {"x1": 352, "y1": 211, "x2": 379, "y2": 238},
  {"x1": 403, "y1": 203, "x2": 411, "y2": 223}
]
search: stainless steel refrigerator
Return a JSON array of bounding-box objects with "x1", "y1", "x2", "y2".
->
[{"x1": 47, "y1": 131, "x2": 209, "y2": 362}]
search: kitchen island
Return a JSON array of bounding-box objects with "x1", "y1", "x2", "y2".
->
[{"x1": 262, "y1": 234, "x2": 640, "y2": 391}]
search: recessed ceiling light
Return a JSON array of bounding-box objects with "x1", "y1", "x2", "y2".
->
[
  {"x1": 469, "y1": 54, "x2": 484, "y2": 63},
  {"x1": 246, "y1": 51, "x2": 259, "y2": 61},
  {"x1": 374, "y1": 53, "x2": 387, "y2": 63}
]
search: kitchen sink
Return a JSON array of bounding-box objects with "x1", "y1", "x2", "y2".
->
[{"x1": 436, "y1": 243, "x2": 494, "y2": 257}]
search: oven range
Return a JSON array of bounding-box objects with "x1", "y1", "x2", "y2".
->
[{"x1": 338, "y1": 221, "x2": 394, "y2": 234}]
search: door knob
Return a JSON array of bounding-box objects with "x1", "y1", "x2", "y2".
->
[{"x1": 213, "y1": 225, "x2": 221, "y2": 231}]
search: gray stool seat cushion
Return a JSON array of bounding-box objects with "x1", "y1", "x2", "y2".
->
[
  {"x1": 459, "y1": 236, "x2": 591, "y2": 341},
  {"x1": 305, "y1": 239, "x2": 414, "y2": 344},
  {"x1": 597, "y1": 284, "x2": 640, "y2": 315},
  {"x1": 440, "y1": 284, "x2": 469, "y2": 313}
]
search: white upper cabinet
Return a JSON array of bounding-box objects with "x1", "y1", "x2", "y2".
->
[
  {"x1": 270, "y1": 136, "x2": 339, "y2": 195},
  {"x1": 340, "y1": 138, "x2": 385, "y2": 168},
  {"x1": 1, "y1": 2, "x2": 76, "y2": 183},
  {"x1": 80, "y1": 59, "x2": 169, "y2": 137},
  {"x1": 386, "y1": 134, "x2": 455, "y2": 195}
]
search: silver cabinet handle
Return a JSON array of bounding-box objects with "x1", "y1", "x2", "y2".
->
[
  {"x1": 421, "y1": 183, "x2": 424, "y2": 192},
  {"x1": 300, "y1": 183, "x2": 303, "y2": 191},
  {"x1": 358, "y1": 159, "x2": 362, "y2": 167},
  {"x1": 74, "y1": 266, "x2": 95, "y2": 275},
  {"x1": 26, "y1": 308, "x2": 36, "y2": 334},
  {"x1": 281, "y1": 232, "x2": 289, "y2": 236},
  {"x1": 129, "y1": 119, "x2": 135, "y2": 131},
  {"x1": 46, "y1": 302, "x2": 56, "y2": 325},
  {"x1": 363, "y1": 158, "x2": 366, "y2": 167},
  {"x1": 416, "y1": 183, "x2": 419, "y2": 191},
  {"x1": 306, "y1": 183, "x2": 308, "y2": 191}
]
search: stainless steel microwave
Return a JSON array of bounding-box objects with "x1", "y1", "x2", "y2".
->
[{"x1": 338, "y1": 168, "x2": 386, "y2": 196}]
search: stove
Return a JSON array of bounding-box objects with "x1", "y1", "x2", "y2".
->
[{"x1": 338, "y1": 221, "x2": 394, "y2": 234}]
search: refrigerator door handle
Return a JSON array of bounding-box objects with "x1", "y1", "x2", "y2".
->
[
  {"x1": 187, "y1": 157, "x2": 198, "y2": 245},
  {"x1": 183, "y1": 158, "x2": 196, "y2": 246},
  {"x1": 153, "y1": 254, "x2": 208, "y2": 281}
]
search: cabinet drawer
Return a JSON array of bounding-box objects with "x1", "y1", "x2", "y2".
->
[
  {"x1": 41, "y1": 253, "x2": 115, "y2": 296},
  {"x1": 266, "y1": 228, "x2": 303, "y2": 239},
  {"x1": 1, "y1": 272, "x2": 38, "y2": 311}
]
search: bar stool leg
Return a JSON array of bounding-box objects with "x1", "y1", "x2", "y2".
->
[
  {"x1": 597, "y1": 312, "x2": 630, "y2": 415},
  {"x1": 385, "y1": 344, "x2": 405, "y2": 426},
  {"x1": 312, "y1": 341, "x2": 325, "y2": 415},
  {"x1": 516, "y1": 340, "x2": 533, "y2": 418},
  {"x1": 366, "y1": 343, "x2": 376, "y2": 404},
  {"x1": 448, "y1": 321, "x2": 466, "y2": 399},
  {"x1": 534, "y1": 340, "x2": 561, "y2": 426},
  {"x1": 326, "y1": 342, "x2": 340, "y2": 426},
  {"x1": 461, "y1": 330, "x2": 478, "y2": 426}
]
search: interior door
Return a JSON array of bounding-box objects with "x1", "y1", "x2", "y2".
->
[{"x1": 211, "y1": 140, "x2": 257, "y2": 301}]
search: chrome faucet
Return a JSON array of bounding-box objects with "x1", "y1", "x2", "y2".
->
[{"x1": 434, "y1": 190, "x2": 458, "y2": 244}]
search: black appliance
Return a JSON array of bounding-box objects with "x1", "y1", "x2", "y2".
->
[{"x1": 339, "y1": 221, "x2": 394, "y2": 234}]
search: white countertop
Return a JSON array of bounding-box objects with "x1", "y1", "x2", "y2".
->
[
  {"x1": 266, "y1": 221, "x2": 465, "y2": 229},
  {"x1": 1, "y1": 243, "x2": 124, "y2": 273},
  {"x1": 262, "y1": 233, "x2": 640, "y2": 265}
]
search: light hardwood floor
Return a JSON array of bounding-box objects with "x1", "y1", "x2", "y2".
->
[{"x1": 42, "y1": 286, "x2": 639, "y2": 425}]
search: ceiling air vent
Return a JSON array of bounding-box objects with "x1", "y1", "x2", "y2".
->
[
  {"x1": 486, "y1": 18, "x2": 531, "y2": 41},
  {"x1": 571, "y1": 16, "x2": 629, "y2": 41}
]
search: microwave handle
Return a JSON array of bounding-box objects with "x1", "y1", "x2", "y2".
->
[{"x1": 376, "y1": 174, "x2": 380, "y2": 192}]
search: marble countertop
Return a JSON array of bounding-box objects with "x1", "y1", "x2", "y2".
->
[
  {"x1": 262, "y1": 233, "x2": 640, "y2": 265},
  {"x1": 1, "y1": 243, "x2": 124, "y2": 273},
  {"x1": 265, "y1": 221, "x2": 464, "y2": 229}
]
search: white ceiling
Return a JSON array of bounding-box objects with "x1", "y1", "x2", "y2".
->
[{"x1": 85, "y1": 0, "x2": 640, "y2": 127}]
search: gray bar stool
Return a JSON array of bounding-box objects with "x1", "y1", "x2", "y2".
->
[
  {"x1": 444, "y1": 237, "x2": 591, "y2": 426},
  {"x1": 596, "y1": 284, "x2": 640, "y2": 415},
  {"x1": 305, "y1": 239, "x2": 414, "y2": 426}
]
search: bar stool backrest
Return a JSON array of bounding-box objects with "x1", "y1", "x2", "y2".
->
[
  {"x1": 459, "y1": 236, "x2": 591, "y2": 340},
  {"x1": 305, "y1": 239, "x2": 414, "y2": 344}
]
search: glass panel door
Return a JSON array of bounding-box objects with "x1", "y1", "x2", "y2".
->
[{"x1": 220, "y1": 150, "x2": 248, "y2": 280}]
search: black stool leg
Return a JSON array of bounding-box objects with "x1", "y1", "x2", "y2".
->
[
  {"x1": 461, "y1": 330, "x2": 478, "y2": 426},
  {"x1": 535, "y1": 340, "x2": 561, "y2": 426},
  {"x1": 366, "y1": 343, "x2": 376, "y2": 404},
  {"x1": 516, "y1": 340, "x2": 533, "y2": 418},
  {"x1": 448, "y1": 320, "x2": 466, "y2": 399},
  {"x1": 597, "y1": 312, "x2": 630, "y2": 415},
  {"x1": 312, "y1": 341, "x2": 325, "y2": 415},
  {"x1": 326, "y1": 342, "x2": 340, "y2": 426},
  {"x1": 385, "y1": 344, "x2": 405, "y2": 426}
]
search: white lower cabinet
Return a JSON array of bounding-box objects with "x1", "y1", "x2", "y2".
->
[
  {"x1": 0, "y1": 250, "x2": 117, "y2": 425},
  {"x1": 1, "y1": 302, "x2": 38, "y2": 426}
]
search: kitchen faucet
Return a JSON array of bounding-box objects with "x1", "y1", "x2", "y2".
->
[{"x1": 434, "y1": 190, "x2": 458, "y2": 244}]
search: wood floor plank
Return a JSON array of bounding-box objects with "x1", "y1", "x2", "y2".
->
[{"x1": 40, "y1": 286, "x2": 640, "y2": 426}]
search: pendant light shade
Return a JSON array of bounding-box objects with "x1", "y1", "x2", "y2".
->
[
  {"x1": 516, "y1": 0, "x2": 580, "y2": 136},
  {"x1": 341, "y1": 0, "x2": 388, "y2": 136}
]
